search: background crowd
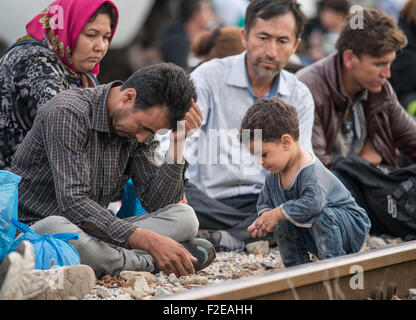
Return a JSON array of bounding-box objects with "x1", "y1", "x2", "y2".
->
[
  {"x1": 98, "y1": 0, "x2": 414, "y2": 120},
  {"x1": 2, "y1": 0, "x2": 411, "y2": 119}
]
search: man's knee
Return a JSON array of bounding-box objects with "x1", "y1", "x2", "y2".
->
[
  {"x1": 30, "y1": 215, "x2": 81, "y2": 235},
  {"x1": 175, "y1": 204, "x2": 199, "y2": 238}
]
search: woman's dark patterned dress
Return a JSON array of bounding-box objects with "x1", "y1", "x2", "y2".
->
[{"x1": 0, "y1": 43, "x2": 78, "y2": 170}]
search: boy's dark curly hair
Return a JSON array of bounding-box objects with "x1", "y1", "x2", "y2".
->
[
  {"x1": 121, "y1": 63, "x2": 197, "y2": 128},
  {"x1": 240, "y1": 97, "x2": 299, "y2": 143}
]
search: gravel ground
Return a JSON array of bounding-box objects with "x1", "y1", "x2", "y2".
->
[{"x1": 82, "y1": 234, "x2": 407, "y2": 300}]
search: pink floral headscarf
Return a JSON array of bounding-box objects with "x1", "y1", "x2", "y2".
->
[{"x1": 25, "y1": 0, "x2": 119, "y2": 88}]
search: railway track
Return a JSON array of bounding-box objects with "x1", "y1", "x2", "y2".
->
[{"x1": 165, "y1": 240, "x2": 416, "y2": 300}]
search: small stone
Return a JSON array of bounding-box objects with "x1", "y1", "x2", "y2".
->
[
  {"x1": 192, "y1": 276, "x2": 208, "y2": 285},
  {"x1": 214, "y1": 273, "x2": 229, "y2": 280},
  {"x1": 180, "y1": 275, "x2": 209, "y2": 285},
  {"x1": 385, "y1": 237, "x2": 403, "y2": 245},
  {"x1": 122, "y1": 288, "x2": 133, "y2": 295},
  {"x1": 154, "y1": 287, "x2": 172, "y2": 298},
  {"x1": 124, "y1": 278, "x2": 136, "y2": 289},
  {"x1": 261, "y1": 262, "x2": 276, "y2": 270},
  {"x1": 134, "y1": 276, "x2": 150, "y2": 292},
  {"x1": 179, "y1": 276, "x2": 192, "y2": 285},
  {"x1": 409, "y1": 288, "x2": 416, "y2": 300},
  {"x1": 120, "y1": 271, "x2": 156, "y2": 283},
  {"x1": 168, "y1": 273, "x2": 178, "y2": 283},
  {"x1": 171, "y1": 287, "x2": 186, "y2": 293},
  {"x1": 123, "y1": 276, "x2": 149, "y2": 292},
  {"x1": 131, "y1": 290, "x2": 148, "y2": 300},
  {"x1": 367, "y1": 237, "x2": 387, "y2": 249},
  {"x1": 240, "y1": 271, "x2": 253, "y2": 278},
  {"x1": 96, "y1": 287, "x2": 111, "y2": 299},
  {"x1": 144, "y1": 288, "x2": 156, "y2": 295},
  {"x1": 246, "y1": 241, "x2": 270, "y2": 255},
  {"x1": 248, "y1": 265, "x2": 258, "y2": 271},
  {"x1": 138, "y1": 272, "x2": 156, "y2": 283}
]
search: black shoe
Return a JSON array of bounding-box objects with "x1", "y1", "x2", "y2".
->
[
  {"x1": 196, "y1": 229, "x2": 231, "y2": 252},
  {"x1": 182, "y1": 238, "x2": 216, "y2": 272}
]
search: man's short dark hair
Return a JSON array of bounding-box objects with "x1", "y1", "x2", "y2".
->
[
  {"x1": 319, "y1": 0, "x2": 351, "y2": 15},
  {"x1": 240, "y1": 97, "x2": 299, "y2": 143},
  {"x1": 244, "y1": 0, "x2": 307, "y2": 39},
  {"x1": 121, "y1": 63, "x2": 197, "y2": 128},
  {"x1": 178, "y1": 0, "x2": 205, "y2": 23},
  {"x1": 336, "y1": 8, "x2": 407, "y2": 58}
]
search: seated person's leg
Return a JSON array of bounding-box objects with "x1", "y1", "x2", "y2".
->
[
  {"x1": 185, "y1": 182, "x2": 245, "y2": 230},
  {"x1": 219, "y1": 193, "x2": 259, "y2": 214},
  {"x1": 186, "y1": 182, "x2": 272, "y2": 250},
  {"x1": 185, "y1": 182, "x2": 252, "y2": 251},
  {"x1": 126, "y1": 203, "x2": 215, "y2": 272},
  {"x1": 228, "y1": 213, "x2": 274, "y2": 244},
  {"x1": 30, "y1": 216, "x2": 155, "y2": 278},
  {"x1": 125, "y1": 203, "x2": 199, "y2": 243}
]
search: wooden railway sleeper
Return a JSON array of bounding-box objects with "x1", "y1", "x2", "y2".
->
[{"x1": 367, "y1": 283, "x2": 401, "y2": 300}]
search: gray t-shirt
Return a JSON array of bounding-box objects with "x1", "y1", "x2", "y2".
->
[{"x1": 257, "y1": 155, "x2": 367, "y2": 229}]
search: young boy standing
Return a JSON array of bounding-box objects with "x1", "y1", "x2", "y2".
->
[{"x1": 240, "y1": 97, "x2": 371, "y2": 267}]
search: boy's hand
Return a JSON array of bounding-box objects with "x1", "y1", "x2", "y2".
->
[
  {"x1": 247, "y1": 219, "x2": 262, "y2": 238},
  {"x1": 247, "y1": 207, "x2": 284, "y2": 238}
]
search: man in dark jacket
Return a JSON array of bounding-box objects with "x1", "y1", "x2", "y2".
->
[
  {"x1": 297, "y1": 7, "x2": 416, "y2": 169},
  {"x1": 297, "y1": 8, "x2": 416, "y2": 235}
]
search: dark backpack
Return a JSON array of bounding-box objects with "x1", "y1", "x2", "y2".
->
[{"x1": 334, "y1": 156, "x2": 416, "y2": 239}]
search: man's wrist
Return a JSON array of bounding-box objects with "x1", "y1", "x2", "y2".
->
[{"x1": 128, "y1": 228, "x2": 155, "y2": 251}]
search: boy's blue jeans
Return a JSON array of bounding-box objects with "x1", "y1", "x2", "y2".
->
[{"x1": 275, "y1": 208, "x2": 367, "y2": 267}]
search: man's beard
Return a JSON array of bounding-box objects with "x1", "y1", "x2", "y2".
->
[
  {"x1": 251, "y1": 56, "x2": 280, "y2": 79},
  {"x1": 111, "y1": 108, "x2": 135, "y2": 138}
]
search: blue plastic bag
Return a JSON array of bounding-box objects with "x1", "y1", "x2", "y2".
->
[
  {"x1": 117, "y1": 179, "x2": 147, "y2": 219},
  {"x1": 0, "y1": 171, "x2": 21, "y2": 262},
  {"x1": 9, "y1": 219, "x2": 81, "y2": 270}
]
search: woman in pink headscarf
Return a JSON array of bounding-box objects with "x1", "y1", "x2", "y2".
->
[{"x1": 0, "y1": 0, "x2": 118, "y2": 170}]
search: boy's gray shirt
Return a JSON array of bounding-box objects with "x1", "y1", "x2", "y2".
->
[{"x1": 257, "y1": 155, "x2": 367, "y2": 228}]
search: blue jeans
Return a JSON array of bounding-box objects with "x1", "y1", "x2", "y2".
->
[{"x1": 275, "y1": 208, "x2": 361, "y2": 267}]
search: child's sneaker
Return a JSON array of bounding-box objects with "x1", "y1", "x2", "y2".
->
[
  {"x1": 23, "y1": 264, "x2": 96, "y2": 300},
  {"x1": 182, "y1": 238, "x2": 216, "y2": 272},
  {"x1": 0, "y1": 241, "x2": 35, "y2": 300}
]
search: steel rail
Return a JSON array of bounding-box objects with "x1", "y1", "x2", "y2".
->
[{"x1": 165, "y1": 240, "x2": 416, "y2": 300}]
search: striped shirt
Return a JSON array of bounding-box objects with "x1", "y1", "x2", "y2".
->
[{"x1": 11, "y1": 82, "x2": 187, "y2": 248}]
